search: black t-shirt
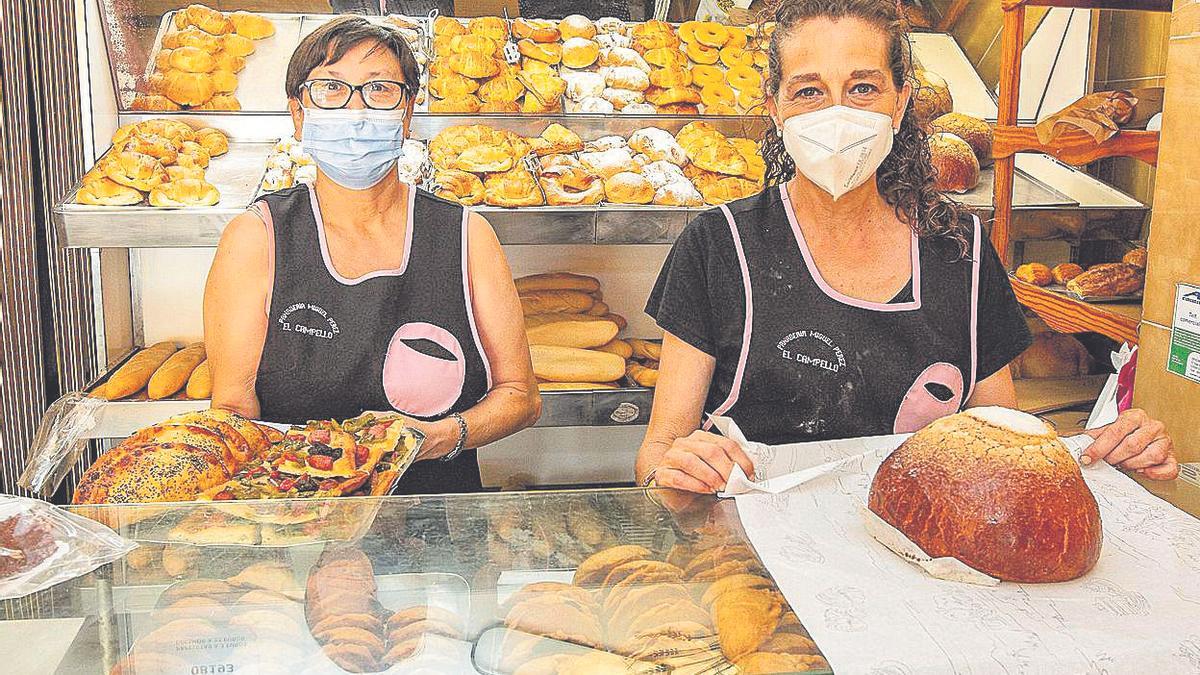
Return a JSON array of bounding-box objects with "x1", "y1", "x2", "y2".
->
[{"x1": 646, "y1": 186, "x2": 1032, "y2": 443}]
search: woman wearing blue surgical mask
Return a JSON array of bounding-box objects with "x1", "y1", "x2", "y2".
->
[
  {"x1": 204, "y1": 16, "x2": 541, "y2": 494},
  {"x1": 635, "y1": 0, "x2": 1178, "y2": 493}
]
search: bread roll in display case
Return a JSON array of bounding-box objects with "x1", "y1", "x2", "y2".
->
[
  {"x1": 56, "y1": 2, "x2": 1150, "y2": 485},
  {"x1": 0, "y1": 488, "x2": 833, "y2": 674}
]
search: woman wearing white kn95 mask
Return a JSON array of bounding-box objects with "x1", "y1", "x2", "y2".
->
[
  {"x1": 635, "y1": 0, "x2": 1178, "y2": 494},
  {"x1": 204, "y1": 16, "x2": 540, "y2": 495}
]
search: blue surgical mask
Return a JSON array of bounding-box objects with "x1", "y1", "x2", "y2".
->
[{"x1": 300, "y1": 107, "x2": 407, "y2": 190}]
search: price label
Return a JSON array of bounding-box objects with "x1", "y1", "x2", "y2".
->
[{"x1": 1167, "y1": 283, "x2": 1200, "y2": 384}]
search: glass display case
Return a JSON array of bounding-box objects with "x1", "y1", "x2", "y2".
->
[{"x1": 0, "y1": 488, "x2": 832, "y2": 674}]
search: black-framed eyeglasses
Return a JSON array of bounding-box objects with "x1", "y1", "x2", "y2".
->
[{"x1": 301, "y1": 78, "x2": 413, "y2": 110}]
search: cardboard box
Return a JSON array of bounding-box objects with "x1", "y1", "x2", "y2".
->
[
  {"x1": 454, "y1": 0, "x2": 518, "y2": 17},
  {"x1": 1133, "y1": 322, "x2": 1200, "y2": 463}
]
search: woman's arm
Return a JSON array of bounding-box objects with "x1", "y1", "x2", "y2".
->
[
  {"x1": 203, "y1": 211, "x2": 272, "y2": 419},
  {"x1": 964, "y1": 365, "x2": 1019, "y2": 408},
  {"x1": 635, "y1": 331, "x2": 754, "y2": 492},
  {"x1": 412, "y1": 211, "x2": 541, "y2": 460}
]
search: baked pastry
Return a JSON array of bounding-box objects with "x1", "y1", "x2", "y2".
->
[
  {"x1": 131, "y1": 94, "x2": 181, "y2": 111},
  {"x1": 221, "y1": 34, "x2": 256, "y2": 58},
  {"x1": 1012, "y1": 333, "x2": 1093, "y2": 379},
  {"x1": 1015, "y1": 262, "x2": 1053, "y2": 286},
  {"x1": 654, "y1": 179, "x2": 703, "y2": 206},
  {"x1": 1067, "y1": 262, "x2": 1145, "y2": 297},
  {"x1": 195, "y1": 93, "x2": 240, "y2": 110},
  {"x1": 929, "y1": 132, "x2": 980, "y2": 193},
  {"x1": 631, "y1": 20, "x2": 680, "y2": 52},
  {"x1": 149, "y1": 179, "x2": 221, "y2": 207},
  {"x1": 735, "y1": 653, "x2": 830, "y2": 674},
  {"x1": 448, "y1": 51, "x2": 499, "y2": 79},
  {"x1": 162, "y1": 70, "x2": 216, "y2": 106},
  {"x1": 602, "y1": 87, "x2": 645, "y2": 111},
  {"x1": 73, "y1": 442, "x2": 229, "y2": 505},
  {"x1": 76, "y1": 177, "x2": 143, "y2": 206},
  {"x1": 1123, "y1": 247, "x2": 1148, "y2": 269},
  {"x1": 559, "y1": 14, "x2": 596, "y2": 40},
  {"x1": 210, "y1": 69, "x2": 238, "y2": 93},
  {"x1": 528, "y1": 123, "x2": 584, "y2": 156},
  {"x1": 434, "y1": 169, "x2": 484, "y2": 206},
  {"x1": 433, "y1": 16, "x2": 466, "y2": 37},
  {"x1": 913, "y1": 69, "x2": 954, "y2": 127},
  {"x1": 102, "y1": 151, "x2": 168, "y2": 191},
  {"x1": 519, "y1": 39, "x2": 562, "y2": 65},
  {"x1": 450, "y1": 33, "x2": 498, "y2": 55},
  {"x1": 513, "y1": 18, "x2": 560, "y2": 43},
  {"x1": 429, "y1": 94, "x2": 482, "y2": 114},
  {"x1": 484, "y1": 168, "x2": 544, "y2": 208},
  {"x1": 229, "y1": 11, "x2": 275, "y2": 39},
  {"x1": 596, "y1": 17, "x2": 626, "y2": 34},
  {"x1": 869, "y1": 407, "x2": 1103, "y2": 582},
  {"x1": 644, "y1": 46, "x2": 688, "y2": 69},
  {"x1": 163, "y1": 26, "x2": 223, "y2": 53},
  {"x1": 726, "y1": 65, "x2": 762, "y2": 92},
  {"x1": 176, "y1": 141, "x2": 212, "y2": 168},
  {"x1": 598, "y1": 47, "x2": 650, "y2": 73},
  {"x1": 689, "y1": 137, "x2": 748, "y2": 176},
  {"x1": 711, "y1": 587, "x2": 782, "y2": 661},
  {"x1": 193, "y1": 128, "x2": 229, "y2": 157},
  {"x1": 562, "y1": 37, "x2": 600, "y2": 69},
  {"x1": 596, "y1": 32, "x2": 632, "y2": 50},
  {"x1": 1050, "y1": 262, "x2": 1084, "y2": 285},
  {"x1": 468, "y1": 16, "x2": 508, "y2": 42},
  {"x1": 700, "y1": 82, "x2": 736, "y2": 109},
  {"x1": 603, "y1": 66, "x2": 650, "y2": 92},
  {"x1": 931, "y1": 112, "x2": 993, "y2": 167},
  {"x1": 686, "y1": 41, "x2": 720, "y2": 65},
  {"x1": 563, "y1": 71, "x2": 605, "y2": 101},
  {"x1": 115, "y1": 120, "x2": 195, "y2": 145},
  {"x1": 519, "y1": 72, "x2": 567, "y2": 108},
  {"x1": 629, "y1": 127, "x2": 688, "y2": 165},
  {"x1": 646, "y1": 86, "x2": 701, "y2": 107},
  {"x1": 720, "y1": 45, "x2": 755, "y2": 69},
  {"x1": 729, "y1": 137, "x2": 766, "y2": 184},
  {"x1": 478, "y1": 76, "x2": 523, "y2": 103},
  {"x1": 479, "y1": 100, "x2": 520, "y2": 114},
  {"x1": 212, "y1": 50, "x2": 246, "y2": 73},
  {"x1": 573, "y1": 96, "x2": 615, "y2": 114},
  {"x1": 120, "y1": 134, "x2": 178, "y2": 166},
  {"x1": 604, "y1": 171, "x2": 652, "y2": 204},
  {"x1": 649, "y1": 66, "x2": 692, "y2": 89},
  {"x1": 579, "y1": 146, "x2": 635, "y2": 180},
  {"x1": 701, "y1": 177, "x2": 759, "y2": 205},
  {"x1": 175, "y1": 4, "x2": 233, "y2": 35}
]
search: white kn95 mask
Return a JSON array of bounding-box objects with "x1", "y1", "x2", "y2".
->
[{"x1": 781, "y1": 105, "x2": 896, "y2": 201}]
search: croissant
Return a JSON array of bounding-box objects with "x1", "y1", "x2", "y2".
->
[
  {"x1": 453, "y1": 145, "x2": 515, "y2": 173},
  {"x1": 519, "y1": 39, "x2": 562, "y2": 65},
  {"x1": 229, "y1": 11, "x2": 274, "y2": 40},
  {"x1": 450, "y1": 34, "x2": 498, "y2": 55},
  {"x1": 646, "y1": 86, "x2": 701, "y2": 107},
  {"x1": 113, "y1": 120, "x2": 193, "y2": 145},
  {"x1": 644, "y1": 47, "x2": 688, "y2": 69},
  {"x1": 513, "y1": 18, "x2": 560, "y2": 43},
  {"x1": 194, "y1": 93, "x2": 240, "y2": 110},
  {"x1": 449, "y1": 52, "x2": 499, "y2": 79},
  {"x1": 166, "y1": 164, "x2": 206, "y2": 182},
  {"x1": 176, "y1": 4, "x2": 233, "y2": 35},
  {"x1": 168, "y1": 46, "x2": 215, "y2": 73},
  {"x1": 729, "y1": 138, "x2": 765, "y2": 184},
  {"x1": 468, "y1": 16, "x2": 508, "y2": 42},
  {"x1": 130, "y1": 95, "x2": 182, "y2": 111},
  {"x1": 429, "y1": 94, "x2": 482, "y2": 114},
  {"x1": 433, "y1": 16, "x2": 467, "y2": 37},
  {"x1": 102, "y1": 151, "x2": 168, "y2": 191},
  {"x1": 484, "y1": 168, "x2": 544, "y2": 207},
  {"x1": 149, "y1": 178, "x2": 221, "y2": 207},
  {"x1": 478, "y1": 76, "x2": 524, "y2": 104},
  {"x1": 434, "y1": 169, "x2": 485, "y2": 206},
  {"x1": 539, "y1": 161, "x2": 598, "y2": 192},
  {"x1": 194, "y1": 128, "x2": 229, "y2": 157},
  {"x1": 521, "y1": 95, "x2": 561, "y2": 114},
  {"x1": 520, "y1": 59, "x2": 556, "y2": 77},
  {"x1": 701, "y1": 176, "x2": 759, "y2": 205},
  {"x1": 162, "y1": 70, "x2": 215, "y2": 106},
  {"x1": 176, "y1": 141, "x2": 212, "y2": 169},
  {"x1": 212, "y1": 50, "x2": 246, "y2": 74},
  {"x1": 211, "y1": 69, "x2": 238, "y2": 93},
  {"x1": 430, "y1": 74, "x2": 479, "y2": 99},
  {"x1": 122, "y1": 135, "x2": 178, "y2": 165},
  {"x1": 650, "y1": 66, "x2": 693, "y2": 88},
  {"x1": 683, "y1": 163, "x2": 721, "y2": 190},
  {"x1": 221, "y1": 34, "x2": 256, "y2": 58},
  {"x1": 480, "y1": 100, "x2": 521, "y2": 114},
  {"x1": 76, "y1": 177, "x2": 143, "y2": 206},
  {"x1": 163, "y1": 26, "x2": 223, "y2": 53},
  {"x1": 528, "y1": 123, "x2": 584, "y2": 156}
]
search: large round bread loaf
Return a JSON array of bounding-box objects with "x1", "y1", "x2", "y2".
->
[{"x1": 868, "y1": 407, "x2": 1102, "y2": 583}]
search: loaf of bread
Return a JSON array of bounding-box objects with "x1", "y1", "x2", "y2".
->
[
  {"x1": 626, "y1": 362, "x2": 658, "y2": 387},
  {"x1": 1066, "y1": 262, "x2": 1144, "y2": 297},
  {"x1": 515, "y1": 272, "x2": 601, "y2": 294},
  {"x1": 1122, "y1": 247, "x2": 1148, "y2": 269},
  {"x1": 605, "y1": 313, "x2": 628, "y2": 331},
  {"x1": 1011, "y1": 333, "x2": 1093, "y2": 379},
  {"x1": 595, "y1": 339, "x2": 633, "y2": 359},
  {"x1": 186, "y1": 360, "x2": 212, "y2": 399},
  {"x1": 526, "y1": 314, "x2": 620, "y2": 349},
  {"x1": 1051, "y1": 263, "x2": 1084, "y2": 285},
  {"x1": 520, "y1": 290, "x2": 596, "y2": 316},
  {"x1": 913, "y1": 69, "x2": 954, "y2": 128},
  {"x1": 530, "y1": 346, "x2": 626, "y2": 383},
  {"x1": 1015, "y1": 262, "x2": 1053, "y2": 287},
  {"x1": 628, "y1": 338, "x2": 662, "y2": 362},
  {"x1": 148, "y1": 342, "x2": 206, "y2": 399},
  {"x1": 100, "y1": 342, "x2": 178, "y2": 399},
  {"x1": 930, "y1": 112, "x2": 992, "y2": 166},
  {"x1": 929, "y1": 132, "x2": 980, "y2": 193},
  {"x1": 868, "y1": 408, "x2": 1102, "y2": 582}
]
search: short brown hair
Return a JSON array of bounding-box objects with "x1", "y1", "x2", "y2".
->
[{"x1": 285, "y1": 15, "x2": 419, "y2": 101}]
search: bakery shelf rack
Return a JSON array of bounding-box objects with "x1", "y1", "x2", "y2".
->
[{"x1": 992, "y1": 0, "x2": 1169, "y2": 345}]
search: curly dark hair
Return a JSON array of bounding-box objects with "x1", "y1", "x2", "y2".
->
[{"x1": 760, "y1": 0, "x2": 970, "y2": 258}]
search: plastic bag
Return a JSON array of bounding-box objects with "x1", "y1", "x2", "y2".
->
[
  {"x1": 0, "y1": 495, "x2": 136, "y2": 600},
  {"x1": 18, "y1": 392, "x2": 104, "y2": 497}
]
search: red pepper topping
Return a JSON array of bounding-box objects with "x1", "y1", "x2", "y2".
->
[
  {"x1": 307, "y1": 454, "x2": 333, "y2": 471},
  {"x1": 354, "y1": 445, "x2": 370, "y2": 466},
  {"x1": 269, "y1": 470, "x2": 282, "y2": 480},
  {"x1": 319, "y1": 479, "x2": 338, "y2": 491},
  {"x1": 214, "y1": 489, "x2": 234, "y2": 501},
  {"x1": 282, "y1": 451, "x2": 301, "y2": 464},
  {"x1": 278, "y1": 478, "x2": 296, "y2": 491},
  {"x1": 309, "y1": 429, "x2": 331, "y2": 444}
]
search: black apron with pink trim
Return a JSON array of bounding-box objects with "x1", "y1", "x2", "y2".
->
[
  {"x1": 703, "y1": 185, "x2": 983, "y2": 446},
  {"x1": 252, "y1": 183, "x2": 492, "y2": 493}
]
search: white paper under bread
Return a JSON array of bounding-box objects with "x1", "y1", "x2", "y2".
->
[{"x1": 725, "y1": 423, "x2": 1200, "y2": 673}]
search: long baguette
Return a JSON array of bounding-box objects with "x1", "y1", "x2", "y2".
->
[
  {"x1": 148, "y1": 343, "x2": 207, "y2": 400},
  {"x1": 605, "y1": 313, "x2": 627, "y2": 331},
  {"x1": 530, "y1": 346, "x2": 626, "y2": 383},
  {"x1": 627, "y1": 362, "x2": 659, "y2": 387},
  {"x1": 586, "y1": 301, "x2": 610, "y2": 317},
  {"x1": 520, "y1": 290, "x2": 596, "y2": 316},
  {"x1": 515, "y1": 273, "x2": 601, "y2": 294},
  {"x1": 186, "y1": 361, "x2": 212, "y2": 399},
  {"x1": 99, "y1": 342, "x2": 178, "y2": 400},
  {"x1": 594, "y1": 339, "x2": 633, "y2": 360},
  {"x1": 628, "y1": 338, "x2": 661, "y2": 362},
  {"x1": 525, "y1": 314, "x2": 619, "y2": 349}
]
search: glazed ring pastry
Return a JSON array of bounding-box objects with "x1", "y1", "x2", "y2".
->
[
  {"x1": 691, "y1": 65, "x2": 725, "y2": 88},
  {"x1": 122, "y1": 135, "x2": 178, "y2": 165},
  {"x1": 211, "y1": 69, "x2": 238, "y2": 94},
  {"x1": 450, "y1": 34, "x2": 498, "y2": 55},
  {"x1": 212, "y1": 50, "x2": 246, "y2": 74},
  {"x1": 650, "y1": 66, "x2": 692, "y2": 89},
  {"x1": 754, "y1": 51, "x2": 769, "y2": 69},
  {"x1": 726, "y1": 65, "x2": 763, "y2": 92},
  {"x1": 102, "y1": 151, "x2": 168, "y2": 191},
  {"x1": 168, "y1": 46, "x2": 215, "y2": 73},
  {"x1": 468, "y1": 16, "x2": 508, "y2": 42},
  {"x1": 720, "y1": 46, "x2": 755, "y2": 70},
  {"x1": 429, "y1": 74, "x2": 479, "y2": 99},
  {"x1": 479, "y1": 99, "x2": 521, "y2": 114},
  {"x1": 76, "y1": 177, "x2": 143, "y2": 206},
  {"x1": 700, "y1": 83, "x2": 737, "y2": 109},
  {"x1": 686, "y1": 42, "x2": 720, "y2": 65},
  {"x1": 738, "y1": 88, "x2": 767, "y2": 112},
  {"x1": 434, "y1": 169, "x2": 485, "y2": 206},
  {"x1": 561, "y1": 37, "x2": 600, "y2": 69},
  {"x1": 149, "y1": 178, "x2": 221, "y2": 207},
  {"x1": 229, "y1": 11, "x2": 274, "y2": 40},
  {"x1": 678, "y1": 21, "x2": 702, "y2": 44},
  {"x1": 519, "y1": 39, "x2": 562, "y2": 65},
  {"x1": 221, "y1": 34, "x2": 256, "y2": 58},
  {"x1": 433, "y1": 16, "x2": 466, "y2": 37},
  {"x1": 166, "y1": 164, "x2": 205, "y2": 182},
  {"x1": 194, "y1": 128, "x2": 229, "y2": 157},
  {"x1": 692, "y1": 22, "x2": 729, "y2": 48},
  {"x1": 643, "y1": 47, "x2": 688, "y2": 69},
  {"x1": 130, "y1": 95, "x2": 182, "y2": 111},
  {"x1": 449, "y1": 52, "x2": 499, "y2": 79},
  {"x1": 513, "y1": 18, "x2": 560, "y2": 43},
  {"x1": 724, "y1": 27, "x2": 748, "y2": 50},
  {"x1": 430, "y1": 94, "x2": 482, "y2": 114},
  {"x1": 478, "y1": 76, "x2": 525, "y2": 103}
]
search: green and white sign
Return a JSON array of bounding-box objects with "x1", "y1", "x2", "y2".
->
[{"x1": 1168, "y1": 282, "x2": 1200, "y2": 383}]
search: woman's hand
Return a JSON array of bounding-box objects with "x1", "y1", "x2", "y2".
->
[
  {"x1": 1081, "y1": 408, "x2": 1178, "y2": 480},
  {"x1": 408, "y1": 418, "x2": 460, "y2": 462},
  {"x1": 654, "y1": 430, "x2": 756, "y2": 493}
]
